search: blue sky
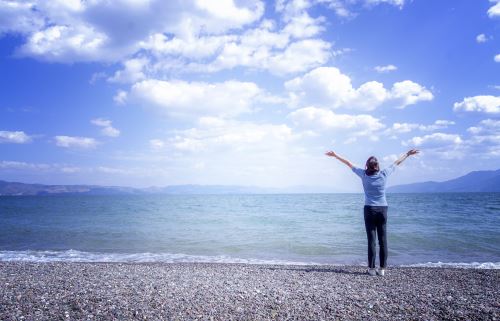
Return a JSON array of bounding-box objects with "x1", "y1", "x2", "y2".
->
[{"x1": 0, "y1": 0, "x2": 499, "y2": 191}]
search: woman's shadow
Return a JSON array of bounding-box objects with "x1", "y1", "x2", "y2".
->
[{"x1": 262, "y1": 266, "x2": 367, "y2": 275}]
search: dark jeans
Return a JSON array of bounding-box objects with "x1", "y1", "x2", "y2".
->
[{"x1": 364, "y1": 205, "x2": 388, "y2": 269}]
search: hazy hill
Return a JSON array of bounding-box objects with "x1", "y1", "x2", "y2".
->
[
  {"x1": 0, "y1": 181, "x2": 277, "y2": 195},
  {"x1": 387, "y1": 169, "x2": 500, "y2": 193},
  {"x1": 2, "y1": 169, "x2": 499, "y2": 195},
  {"x1": 0, "y1": 180, "x2": 143, "y2": 196}
]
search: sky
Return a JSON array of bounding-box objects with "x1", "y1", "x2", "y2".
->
[{"x1": 0, "y1": 0, "x2": 499, "y2": 191}]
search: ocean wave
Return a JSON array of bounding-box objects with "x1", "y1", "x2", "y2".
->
[
  {"x1": 0, "y1": 250, "x2": 499, "y2": 268},
  {"x1": 0, "y1": 250, "x2": 318, "y2": 265},
  {"x1": 402, "y1": 262, "x2": 500, "y2": 269}
]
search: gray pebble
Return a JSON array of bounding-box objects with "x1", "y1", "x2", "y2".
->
[{"x1": 0, "y1": 262, "x2": 498, "y2": 320}]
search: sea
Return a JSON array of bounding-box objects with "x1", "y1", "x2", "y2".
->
[{"x1": 0, "y1": 193, "x2": 499, "y2": 268}]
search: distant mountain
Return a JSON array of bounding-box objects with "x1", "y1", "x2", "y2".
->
[
  {"x1": 0, "y1": 180, "x2": 144, "y2": 196},
  {"x1": 0, "y1": 180, "x2": 338, "y2": 196},
  {"x1": 149, "y1": 185, "x2": 340, "y2": 194},
  {"x1": 144, "y1": 185, "x2": 272, "y2": 195},
  {"x1": 6, "y1": 169, "x2": 497, "y2": 196},
  {"x1": 388, "y1": 169, "x2": 500, "y2": 193}
]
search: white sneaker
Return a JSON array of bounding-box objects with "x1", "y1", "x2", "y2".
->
[
  {"x1": 367, "y1": 268, "x2": 376, "y2": 276},
  {"x1": 377, "y1": 268, "x2": 385, "y2": 276}
]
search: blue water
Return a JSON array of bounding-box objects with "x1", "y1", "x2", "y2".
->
[{"x1": 0, "y1": 193, "x2": 499, "y2": 267}]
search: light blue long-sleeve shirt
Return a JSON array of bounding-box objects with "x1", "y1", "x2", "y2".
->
[{"x1": 352, "y1": 164, "x2": 396, "y2": 206}]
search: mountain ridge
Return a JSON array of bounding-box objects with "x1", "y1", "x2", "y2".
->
[
  {"x1": 0, "y1": 180, "x2": 339, "y2": 195},
  {"x1": 387, "y1": 169, "x2": 500, "y2": 193},
  {"x1": 1, "y1": 168, "x2": 499, "y2": 195}
]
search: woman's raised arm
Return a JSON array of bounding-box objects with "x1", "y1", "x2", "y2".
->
[
  {"x1": 394, "y1": 149, "x2": 419, "y2": 166},
  {"x1": 325, "y1": 151, "x2": 354, "y2": 169}
]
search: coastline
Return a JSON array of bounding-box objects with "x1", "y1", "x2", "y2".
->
[
  {"x1": 1, "y1": 249, "x2": 499, "y2": 269},
  {"x1": 1, "y1": 262, "x2": 498, "y2": 320}
]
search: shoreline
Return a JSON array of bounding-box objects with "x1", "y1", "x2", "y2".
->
[
  {"x1": 1, "y1": 249, "x2": 499, "y2": 269},
  {"x1": 1, "y1": 262, "x2": 498, "y2": 320}
]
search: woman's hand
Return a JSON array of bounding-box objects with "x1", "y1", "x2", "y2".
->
[
  {"x1": 395, "y1": 149, "x2": 420, "y2": 165},
  {"x1": 325, "y1": 151, "x2": 354, "y2": 168},
  {"x1": 325, "y1": 151, "x2": 337, "y2": 158},
  {"x1": 406, "y1": 149, "x2": 420, "y2": 156}
]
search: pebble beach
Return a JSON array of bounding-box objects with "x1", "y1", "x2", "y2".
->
[{"x1": 0, "y1": 262, "x2": 498, "y2": 320}]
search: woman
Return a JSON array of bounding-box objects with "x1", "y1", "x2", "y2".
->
[{"x1": 325, "y1": 149, "x2": 419, "y2": 276}]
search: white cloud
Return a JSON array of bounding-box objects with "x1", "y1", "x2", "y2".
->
[
  {"x1": 468, "y1": 135, "x2": 500, "y2": 151},
  {"x1": 285, "y1": 67, "x2": 386, "y2": 110},
  {"x1": 0, "y1": 130, "x2": 32, "y2": 144},
  {"x1": 384, "y1": 120, "x2": 455, "y2": 137},
  {"x1": 6, "y1": 0, "x2": 265, "y2": 63},
  {"x1": 467, "y1": 119, "x2": 500, "y2": 135},
  {"x1": 385, "y1": 122, "x2": 420, "y2": 134},
  {"x1": 54, "y1": 136, "x2": 98, "y2": 149},
  {"x1": 467, "y1": 127, "x2": 482, "y2": 135},
  {"x1": 18, "y1": 24, "x2": 110, "y2": 63},
  {"x1": 285, "y1": 67, "x2": 433, "y2": 110},
  {"x1": 0, "y1": 1, "x2": 44, "y2": 34},
  {"x1": 2, "y1": 0, "x2": 334, "y2": 76},
  {"x1": 0, "y1": 160, "x2": 139, "y2": 176},
  {"x1": 282, "y1": 12, "x2": 325, "y2": 39},
  {"x1": 266, "y1": 39, "x2": 331, "y2": 75},
  {"x1": 108, "y1": 57, "x2": 148, "y2": 84},
  {"x1": 143, "y1": 33, "x2": 238, "y2": 60},
  {"x1": 60, "y1": 166, "x2": 81, "y2": 173},
  {"x1": 0, "y1": 160, "x2": 143, "y2": 177},
  {"x1": 463, "y1": 119, "x2": 500, "y2": 158},
  {"x1": 405, "y1": 133, "x2": 463, "y2": 148},
  {"x1": 275, "y1": 0, "x2": 313, "y2": 18},
  {"x1": 288, "y1": 106, "x2": 385, "y2": 138},
  {"x1": 467, "y1": 126, "x2": 481, "y2": 135},
  {"x1": 321, "y1": 0, "x2": 352, "y2": 17},
  {"x1": 191, "y1": 0, "x2": 265, "y2": 32},
  {"x1": 138, "y1": 116, "x2": 329, "y2": 188},
  {"x1": 96, "y1": 166, "x2": 130, "y2": 175},
  {"x1": 0, "y1": 160, "x2": 50, "y2": 170},
  {"x1": 130, "y1": 79, "x2": 262, "y2": 118},
  {"x1": 149, "y1": 139, "x2": 165, "y2": 150},
  {"x1": 488, "y1": 0, "x2": 500, "y2": 18},
  {"x1": 478, "y1": 118, "x2": 500, "y2": 129},
  {"x1": 113, "y1": 90, "x2": 128, "y2": 105},
  {"x1": 453, "y1": 95, "x2": 500, "y2": 114},
  {"x1": 141, "y1": 18, "x2": 328, "y2": 76},
  {"x1": 495, "y1": 54, "x2": 500, "y2": 62},
  {"x1": 278, "y1": 0, "x2": 406, "y2": 19},
  {"x1": 155, "y1": 117, "x2": 296, "y2": 153},
  {"x1": 90, "y1": 118, "x2": 112, "y2": 127},
  {"x1": 101, "y1": 127, "x2": 120, "y2": 138},
  {"x1": 347, "y1": 81, "x2": 389, "y2": 110},
  {"x1": 192, "y1": 34, "x2": 331, "y2": 75},
  {"x1": 1, "y1": 0, "x2": 411, "y2": 76},
  {"x1": 238, "y1": 20, "x2": 288, "y2": 46},
  {"x1": 36, "y1": 4, "x2": 327, "y2": 75},
  {"x1": 91, "y1": 118, "x2": 120, "y2": 137},
  {"x1": 365, "y1": 0, "x2": 405, "y2": 7},
  {"x1": 89, "y1": 71, "x2": 107, "y2": 84},
  {"x1": 382, "y1": 154, "x2": 399, "y2": 163},
  {"x1": 374, "y1": 64, "x2": 397, "y2": 73},
  {"x1": 390, "y1": 80, "x2": 434, "y2": 108},
  {"x1": 424, "y1": 120, "x2": 455, "y2": 131},
  {"x1": 476, "y1": 34, "x2": 488, "y2": 43}
]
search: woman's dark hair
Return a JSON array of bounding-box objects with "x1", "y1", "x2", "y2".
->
[{"x1": 365, "y1": 156, "x2": 380, "y2": 176}]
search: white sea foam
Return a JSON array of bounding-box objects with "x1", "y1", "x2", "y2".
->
[
  {"x1": 0, "y1": 250, "x2": 320, "y2": 265},
  {"x1": 0, "y1": 250, "x2": 499, "y2": 268},
  {"x1": 402, "y1": 262, "x2": 500, "y2": 269}
]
